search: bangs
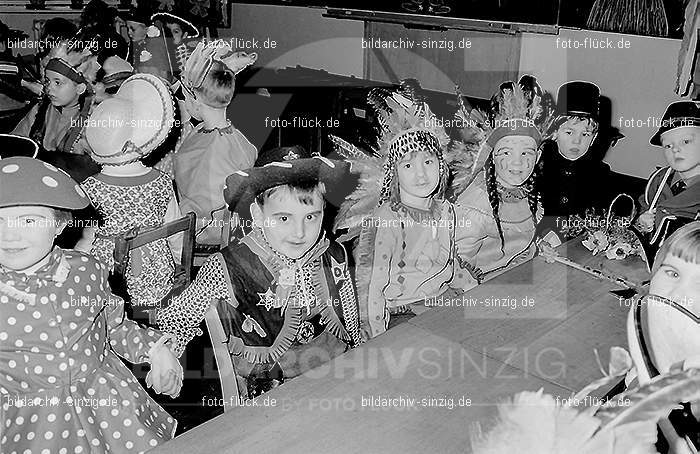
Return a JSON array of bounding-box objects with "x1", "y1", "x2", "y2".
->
[
  {"x1": 667, "y1": 226, "x2": 700, "y2": 264},
  {"x1": 653, "y1": 222, "x2": 700, "y2": 274},
  {"x1": 257, "y1": 182, "x2": 327, "y2": 207}
]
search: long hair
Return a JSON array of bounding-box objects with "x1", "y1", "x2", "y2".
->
[{"x1": 484, "y1": 155, "x2": 540, "y2": 251}]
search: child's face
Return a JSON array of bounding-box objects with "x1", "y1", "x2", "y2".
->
[
  {"x1": 126, "y1": 21, "x2": 147, "y2": 42},
  {"x1": 0, "y1": 206, "x2": 64, "y2": 272},
  {"x1": 660, "y1": 127, "x2": 700, "y2": 177},
  {"x1": 252, "y1": 190, "x2": 324, "y2": 260},
  {"x1": 166, "y1": 23, "x2": 186, "y2": 44},
  {"x1": 556, "y1": 118, "x2": 597, "y2": 161},
  {"x1": 44, "y1": 70, "x2": 84, "y2": 108},
  {"x1": 396, "y1": 150, "x2": 440, "y2": 204},
  {"x1": 493, "y1": 135, "x2": 539, "y2": 187},
  {"x1": 650, "y1": 254, "x2": 700, "y2": 312}
]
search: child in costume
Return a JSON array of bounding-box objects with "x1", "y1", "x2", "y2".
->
[
  {"x1": 635, "y1": 101, "x2": 700, "y2": 253},
  {"x1": 174, "y1": 40, "x2": 258, "y2": 245},
  {"x1": 151, "y1": 12, "x2": 200, "y2": 80},
  {"x1": 453, "y1": 77, "x2": 548, "y2": 280},
  {"x1": 122, "y1": 6, "x2": 172, "y2": 82},
  {"x1": 79, "y1": 73, "x2": 183, "y2": 321},
  {"x1": 157, "y1": 146, "x2": 361, "y2": 397},
  {"x1": 538, "y1": 81, "x2": 616, "y2": 239},
  {"x1": 332, "y1": 81, "x2": 478, "y2": 339},
  {"x1": 12, "y1": 45, "x2": 94, "y2": 156},
  {"x1": 0, "y1": 154, "x2": 182, "y2": 454},
  {"x1": 626, "y1": 222, "x2": 700, "y2": 448}
]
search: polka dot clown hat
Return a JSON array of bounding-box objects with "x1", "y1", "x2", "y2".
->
[
  {"x1": 85, "y1": 73, "x2": 175, "y2": 166},
  {"x1": 0, "y1": 157, "x2": 89, "y2": 210}
]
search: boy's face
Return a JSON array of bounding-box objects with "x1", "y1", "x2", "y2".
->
[
  {"x1": 650, "y1": 254, "x2": 700, "y2": 313},
  {"x1": 660, "y1": 127, "x2": 700, "y2": 177},
  {"x1": 252, "y1": 190, "x2": 324, "y2": 260},
  {"x1": 126, "y1": 21, "x2": 147, "y2": 42},
  {"x1": 0, "y1": 206, "x2": 64, "y2": 272},
  {"x1": 396, "y1": 150, "x2": 440, "y2": 204},
  {"x1": 556, "y1": 118, "x2": 597, "y2": 161},
  {"x1": 166, "y1": 23, "x2": 186, "y2": 44},
  {"x1": 493, "y1": 135, "x2": 539, "y2": 187},
  {"x1": 44, "y1": 70, "x2": 84, "y2": 108}
]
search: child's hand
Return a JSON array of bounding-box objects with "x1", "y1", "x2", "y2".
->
[
  {"x1": 636, "y1": 209, "x2": 656, "y2": 233},
  {"x1": 147, "y1": 336, "x2": 183, "y2": 398}
]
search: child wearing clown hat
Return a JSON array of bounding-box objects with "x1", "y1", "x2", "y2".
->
[
  {"x1": 78, "y1": 73, "x2": 183, "y2": 323},
  {"x1": 0, "y1": 151, "x2": 182, "y2": 454}
]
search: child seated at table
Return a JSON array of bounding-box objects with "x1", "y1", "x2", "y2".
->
[
  {"x1": 538, "y1": 81, "x2": 615, "y2": 239},
  {"x1": 174, "y1": 39, "x2": 258, "y2": 245},
  {"x1": 453, "y1": 77, "x2": 548, "y2": 280},
  {"x1": 157, "y1": 146, "x2": 361, "y2": 398},
  {"x1": 333, "y1": 80, "x2": 478, "y2": 340},
  {"x1": 628, "y1": 221, "x2": 700, "y2": 381},
  {"x1": 635, "y1": 101, "x2": 700, "y2": 246},
  {"x1": 0, "y1": 154, "x2": 182, "y2": 454}
]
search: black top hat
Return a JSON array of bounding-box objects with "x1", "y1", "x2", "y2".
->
[
  {"x1": 151, "y1": 12, "x2": 199, "y2": 38},
  {"x1": 555, "y1": 81, "x2": 600, "y2": 120},
  {"x1": 650, "y1": 101, "x2": 700, "y2": 146},
  {"x1": 122, "y1": 6, "x2": 153, "y2": 25},
  {"x1": 224, "y1": 146, "x2": 350, "y2": 213}
]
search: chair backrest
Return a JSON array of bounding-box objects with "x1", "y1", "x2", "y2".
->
[
  {"x1": 204, "y1": 301, "x2": 241, "y2": 410},
  {"x1": 113, "y1": 212, "x2": 196, "y2": 281}
]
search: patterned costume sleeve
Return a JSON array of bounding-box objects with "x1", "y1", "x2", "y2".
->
[
  {"x1": 156, "y1": 253, "x2": 233, "y2": 357},
  {"x1": 355, "y1": 217, "x2": 399, "y2": 338},
  {"x1": 98, "y1": 262, "x2": 163, "y2": 364}
]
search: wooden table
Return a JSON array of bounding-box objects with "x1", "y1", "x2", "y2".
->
[{"x1": 151, "y1": 239, "x2": 649, "y2": 454}]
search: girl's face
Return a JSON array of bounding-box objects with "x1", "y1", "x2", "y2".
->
[
  {"x1": 126, "y1": 21, "x2": 147, "y2": 42},
  {"x1": 492, "y1": 135, "x2": 539, "y2": 188},
  {"x1": 396, "y1": 150, "x2": 440, "y2": 205},
  {"x1": 44, "y1": 70, "x2": 84, "y2": 108},
  {"x1": 650, "y1": 254, "x2": 700, "y2": 314},
  {"x1": 555, "y1": 118, "x2": 597, "y2": 161},
  {"x1": 0, "y1": 206, "x2": 64, "y2": 272},
  {"x1": 660, "y1": 127, "x2": 700, "y2": 179},
  {"x1": 166, "y1": 23, "x2": 186, "y2": 44}
]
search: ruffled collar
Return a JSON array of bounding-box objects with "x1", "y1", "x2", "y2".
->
[
  {"x1": 0, "y1": 248, "x2": 70, "y2": 298},
  {"x1": 199, "y1": 121, "x2": 235, "y2": 135}
]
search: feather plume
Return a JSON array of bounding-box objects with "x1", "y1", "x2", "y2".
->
[{"x1": 595, "y1": 368, "x2": 700, "y2": 429}]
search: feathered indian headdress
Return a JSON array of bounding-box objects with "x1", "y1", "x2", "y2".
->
[{"x1": 331, "y1": 80, "x2": 450, "y2": 241}]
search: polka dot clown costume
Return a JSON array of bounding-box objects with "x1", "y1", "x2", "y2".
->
[
  {"x1": 331, "y1": 80, "x2": 479, "y2": 339},
  {"x1": 80, "y1": 73, "x2": 183, "y2": 318},
  {"x1": 0, "y1": 156, "x2": 182, "y2": 454}
]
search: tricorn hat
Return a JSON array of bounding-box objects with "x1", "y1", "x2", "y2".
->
[
  {"x1": 649, "y1": 101, "x2": 700, "y2": 146},
  {"x1": 555, "y1": 81, "x2": 601, "y2": 120},
  {"x1": 0, "y1": 156, "x2": 89, "y2": 210},
  {"x1": 223, "y1": 146, "x2": 349, "y2": 214}
]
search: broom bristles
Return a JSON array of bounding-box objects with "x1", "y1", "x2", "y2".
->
[{"x1": 587, "y1": 0, "x2": 668, "y2": 37}]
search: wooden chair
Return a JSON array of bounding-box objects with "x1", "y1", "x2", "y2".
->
[
  {"x1": 112, "y1": 212, "x2": 196, "y2": 325},
  {"x1": 204, "y1": 301, "x2": 242, "y2": 410}
]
